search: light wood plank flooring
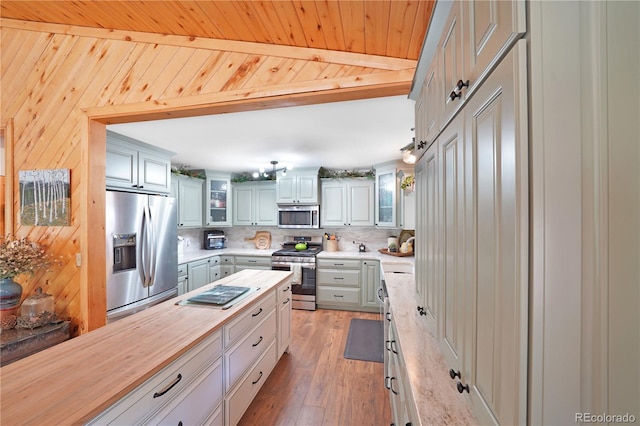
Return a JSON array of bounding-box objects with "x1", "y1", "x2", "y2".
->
[{"x1": 238, "y1": 309, "x2": 391, "y2": 426}]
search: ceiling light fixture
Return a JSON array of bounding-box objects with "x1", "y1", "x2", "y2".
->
[
  {"x1": 253, "y1": 160, "x2": 287, "y2": 179},
  {"x1": 400, "y1": 139, "x2": 417, "y2": 164}
]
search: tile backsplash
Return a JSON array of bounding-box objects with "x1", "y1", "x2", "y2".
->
[{"x1": 178, "y1": 226, "x2": 412, "y2": 253}]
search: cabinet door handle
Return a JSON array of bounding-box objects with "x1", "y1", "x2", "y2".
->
[
  {"x1": 417, "y1": 306, "x2": 426, "y2": 316},
  {"x1": 386, "y1": 312, "x2": 391, "y2": 322},
  {"x1": 252, "y1": 371, "x2": 263, "y2": 385},
  {"x1": 283, "y1": 286, "x2": 290, "y2": 292},
  {"x1": 283, "y1": 298, "x2": 290, "y2": 305},
  {"x1": 390, "y1": 340, "x2": 398, "y2": 355},
  {"x1": 456, "y1": 79, "x2": 470, "y2": 90},
  {"x1": 252, "y1": 308, "x2": 263, "y2": 317},
  {"x1": 450, "y1": 90, "x2": 462, "y2": 101},
  {"x1": 385, "y1": 340, "x2": 392, "y2": 351},
  {"x1": 457, "y1": 381, "x2": 470, "y2": 393},
  {"x1": 449, "y1": 369, "x2": 461, "y2": 379},
  {"x1": 384, "y1": 376, "x2": 391, "y2": 390},
  {"x1": 390, "y1": 377, "x2": 399, "y2": 395},
  {"x1": 153, "y1": 373, "x2": 182, "y2": 398},
  {"x1": 252, "y1": 336, "x2": 263, "y2": 347}
]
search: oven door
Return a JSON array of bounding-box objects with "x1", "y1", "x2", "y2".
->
[{"x1": 272, "y1": 262, "x2": 316, "y2": 310}]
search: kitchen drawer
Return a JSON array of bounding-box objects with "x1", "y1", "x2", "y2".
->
[
  {"x1": 317, "y1": 269, "x2": 360, "y2": 287},
  {"x1": 224, "y1": 309, "x2": 276, "y2": 392},
  {"x1": 209, "y1": 265, "x2": 221, "y2": 282},
  {"x1": 276, "y1": 280, "x2": 292, "y2": 302},
  {"x1": 209, "y1": 256, "x2": 221, "y2": 266},
  {"x1": 225, "y1": 340, "x2": 278, "y2": 426},
  {"x1": 221, "y1": 255, "x2": 234, "y2": 265},
  {"x1": 148, "y1": 358, "x2": 223, "y2": 425},
  {"x1": 317, "y1": 286, "x2": 361, "y2": 306},
  {"x1": 177, "y1": 263, "x2": 187, "y2": 277},
  {"x1": 223, "y1": 292, "x2": 276, "y2": 348},
  {"x1": 234, "y1": 255, "x2": 271, "y2": 267},
  {"x1": 220, "y1": 265, "x2": 234, "y2": 278},
  {"x1": 88, "y1": 330, "x2": 222, "y2": 425},
  {"x1": 317, "y1": 258, "x2": 361, "y2": 269}
]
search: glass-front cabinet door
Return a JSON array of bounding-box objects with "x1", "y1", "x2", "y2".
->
[
  {"x1": 375, "y1": 165, "x2": 397, "y2": 227},
  {"x1": 204, "y1": 172, "x2": 232, "y2": 226}
]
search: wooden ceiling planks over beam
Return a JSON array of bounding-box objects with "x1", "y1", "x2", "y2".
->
[{"x1": 0, "y1": 0, "x2": 435, "y2": 60}]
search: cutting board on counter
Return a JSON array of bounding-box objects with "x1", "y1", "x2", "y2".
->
[{"x1": 245, "y1": 231, "x2": 271, "y2": 249}]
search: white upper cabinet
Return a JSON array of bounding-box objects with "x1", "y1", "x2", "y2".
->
[
  {"x1": 374, "y1": 162, "x2": 415, "y2": 229},
  {"x1": 276, "y1": 168, "x2": 319, "y2": 204},
  {"x1": 106, "y1": 130, "x2": 173, "y2": 194},
  {"x1": 172, "y1": 174, "x2": 203, "y2": 228},
  {"x1": 438, "y1": 1, "x2": 466, "y2": 127},
  {"x1": 233, "y1": 181, "x2": 277, "y2": 226},
  {"x1": 462, "y1": 0, "x2": 527, "y2": 99},
  {"x1": 321, "y1": 179, "x2": 374, "y2": 227},
  {"x1": 204, "y1": 171, "x2": 232, "y2": 227}
]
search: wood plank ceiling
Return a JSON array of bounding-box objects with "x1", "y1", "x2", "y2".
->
[{"x1": 0, "y1": 0, "x2": 434, "y2": 61}]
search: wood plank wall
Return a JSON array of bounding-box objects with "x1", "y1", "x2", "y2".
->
[{"x1": 1, "y1": 19, "x2": 415, "y2": 335}]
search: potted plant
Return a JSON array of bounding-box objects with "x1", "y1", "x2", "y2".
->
[
  {"x1": 401, "y1": 175, "x2": 415, "y2": 193},
  {"x1": 0, "y1": 235, "x2": 55, "y2": 319}
]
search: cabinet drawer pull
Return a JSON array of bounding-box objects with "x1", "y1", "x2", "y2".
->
[
  {"x1": 449, "y1": 369, "x2": 461, "y2": 380},
  {"x1": 248, "y1": 260, "x2": 257, "y2": 263},
  {"x1": 252, "y1": 308, "x2": 263, "y2": 317},
  {"x1": 457, "y1": 381, "x2": 470, "y2": 393},
  {"x1": 386, "y1": 312, "x2": 391, "y2": 322},
  {"x1": 252, "y1": 371, "x2": 263, "y2": 385},
  {"x1": 390, "y1": 340, "x2": 398, "y2": 354},
  {"x1": 385, "y1": 340, "x2": 392, "y2": 351},
  {"x1": 252, "y1": 336, "x2": 263, "y2": 347},
  {"x1": 283, "y1": 286, "x2": 290, "y2": 292},
  {"x1": 450, "y1": 90, "x2": 462, "y2": 101},
  {"x1": 390, "y1": 377, "x2": 399, "y2": 395},
  {"x1": 283, "y1": 298, "x2": 290, "y2": 305},
  {"x1": 333, "y1": 277, "x2": 344, "y2": 280},
  {"x1": 334, "y1": 263, "x2": 344, "y2": 266},
  {"x1": 178, "y1": 422, "x2": 182, "y2": 426},
  {"x1": 384, "y1": 376, "x2": 391, "y2": 390},
  {"x1": 153, "y1": 373, "x2": 182, "y2": 398},
  {"x1": 333, "y1": 294, "x2": 344, "y2": 298}
]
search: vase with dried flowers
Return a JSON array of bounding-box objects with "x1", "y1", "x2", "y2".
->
[{"x1": 0, "y1": 235, "x2": 54, "y2": 320}]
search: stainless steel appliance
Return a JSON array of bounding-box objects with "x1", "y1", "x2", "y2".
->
[
  {"x1": 271, "y1": 236, "x2": 322, "y2": 310},
  {"x1": 277, "y1": 205, "x2": 320, "y2": 229},
  {"x1": 203, "y1": 230, "x2": 226, "y2": 250},
  {"x1": 106, "y1": 191, "x2": 178, "y2": 321}
]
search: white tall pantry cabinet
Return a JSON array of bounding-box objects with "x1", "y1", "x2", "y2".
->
[{"x1": 412, "y1": 0, "x2": 639, "y2": 424}]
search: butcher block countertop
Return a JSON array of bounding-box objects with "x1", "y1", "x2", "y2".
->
[{"x1": 0, "y1": 269, "x2": 292, "y2": 426}]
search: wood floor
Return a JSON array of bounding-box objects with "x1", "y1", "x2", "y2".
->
[{"x1": 238, "y1": 309, "x2": 391, "y2": 426}]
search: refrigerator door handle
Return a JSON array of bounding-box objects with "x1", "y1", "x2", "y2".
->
[
  {"x1": 141, "y1": 204, "x2": 151, "y2": 287},
  {"x1": 147, "y1": 204, "x2": 157, "y2": 287}
]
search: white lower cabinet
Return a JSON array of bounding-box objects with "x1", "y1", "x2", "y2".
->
[
  {"x1": 87, "y1": 330, "x2": 223, "y2": 425},
  {"x1": 276, "y1": 281, "x2": 292, "y2": 357},
  {"x1": 225, "y1": 340, "x2": 278, "y2": 426},
  {"x1": 385, "y1": 312, "x2": 417, "y2": 426},
  {"x1": 149, "y1": 359, "x2": 223, "y2": 425}
]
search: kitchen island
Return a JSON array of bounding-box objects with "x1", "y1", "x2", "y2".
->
[{"x1": 0, "y1": 269, "x2": 292, "y2": 425}]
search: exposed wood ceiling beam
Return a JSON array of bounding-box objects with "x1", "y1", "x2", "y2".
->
[{"x1": 1, "y1": 18, "x2": 416, "y2": 71}]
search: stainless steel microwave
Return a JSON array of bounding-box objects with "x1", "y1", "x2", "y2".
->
[{"x1": 278, "y1": 205, "x2": 320, "y2": 229}]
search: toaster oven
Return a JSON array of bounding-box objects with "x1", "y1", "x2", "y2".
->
[{"x1": 203, "y1": 230, "x2": 226, "y2": 250}]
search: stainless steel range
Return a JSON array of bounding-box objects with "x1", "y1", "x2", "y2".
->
[{"x1": 271, "y1": 236, "x2": 322, "y2": 310}]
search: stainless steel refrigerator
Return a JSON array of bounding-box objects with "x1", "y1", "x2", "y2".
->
[{"x1": 106, "y1": 190, "x2": 178, "y2": 321}]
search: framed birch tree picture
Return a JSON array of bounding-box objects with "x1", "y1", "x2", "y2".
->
[{"x1": 19, "y1": 169, "x2": 71, "y2": 226}]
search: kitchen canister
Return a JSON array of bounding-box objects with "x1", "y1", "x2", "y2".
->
[
  {"x1": 387, "y1": 236, "x2": 399, "y2": 252},
  {"x1": 326, "y1": 240, "x2": 338, "y2": 252}
]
